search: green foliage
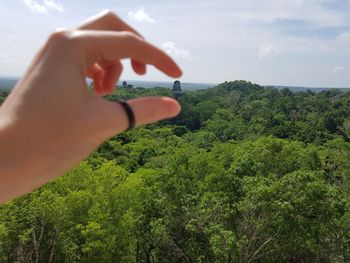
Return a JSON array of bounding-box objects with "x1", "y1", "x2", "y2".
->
[
  {"x1": 0, "y1": 89, "x2": 9, "y2": 104},
  {"x1": 238, "y1": 171, "x2": 346, "y2": 262},
  {"x1": 1, "y1": 81, "x2": 350, "y2": 262}
]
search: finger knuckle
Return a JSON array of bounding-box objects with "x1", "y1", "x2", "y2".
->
[
  {"x1": 101, "y1": 9, "x2": 119, "y2": 21},
  {"x1": 118, "y1": 32, "x2": 139, "y2": 57},
  {"x1": 48, "y1": 29, "x2": 72, "y2": 45},
  {"x1": 47, "y1": 30, "x2": 73, "y2": 47},
  {"x1": 120, "y1": 31, "x2": 136, "y2": 40},
  {"x1": 120, "y1": 31, "x2": 141, "y2": 50},
  {"x1": 48, "y1": 30, "x2": 84, "y2": 53}
]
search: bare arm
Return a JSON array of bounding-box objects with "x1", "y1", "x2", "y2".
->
[{"x1": 0, "y1": 10, "x2": 182, "y2": 203}]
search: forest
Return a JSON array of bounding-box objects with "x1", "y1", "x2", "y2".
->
[{"x1": 1, "y1": 81, "x2": 350, "y2": 262}]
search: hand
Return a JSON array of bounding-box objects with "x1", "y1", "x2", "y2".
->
[{"x1": 0, "y1": 10, "x2": 182, "y2": 202}]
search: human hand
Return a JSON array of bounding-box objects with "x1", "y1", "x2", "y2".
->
[{"x1": 0, "y1": 10, "x2": 182, "y2": 202}]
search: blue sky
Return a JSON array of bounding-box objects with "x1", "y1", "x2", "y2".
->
[{"x1": 0, "y1": 0, "x2": 350, "y2": 87}]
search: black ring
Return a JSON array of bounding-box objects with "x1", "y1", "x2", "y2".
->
[{"x1": 117, "y1": 100, "x2": 135, "y2": 130}]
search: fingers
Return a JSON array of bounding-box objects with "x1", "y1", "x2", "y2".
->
[
  {"x1": 96, "y1": 97, "x2": 181, "y2": 135},
  {"x1": 102, "y1": 62, "x2": 123, "y2": 95},
  {"x1": 86, "y1": 61, "x2": 122, "y2": 96},
  {"x1": 126, "y1": 97, "x2": 181, "y2": 127},
  {"x1": 88, "y1": 97, "x2": 181, "y2": 142},
  {"x1": 78, "y1": 10, "x2": 146, "y2": 76},
  {"x1": 86, "y1": 63, "x2": 105, "y2": 94},
  {"x1": 61, "y1": 30, "x2": 181, "y2": 78},
  {"x1": 78, "y1": 9, "x2": 142, "y2": 37},
  {"x1": 131, "y1": 60, "x2": 146, "y2": 75}
]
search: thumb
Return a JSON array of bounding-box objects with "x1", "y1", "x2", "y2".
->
[{"x1": 95, "y1": 96, "x2": 181, "y2": 137}]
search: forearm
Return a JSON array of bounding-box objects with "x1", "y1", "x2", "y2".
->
[{"x1": 0, "y1": 116, "x2": 50, "y2": 203}]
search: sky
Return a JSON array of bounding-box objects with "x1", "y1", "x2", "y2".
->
[{"x1": 0, "y1": 0, "x2": 350, "y2": 87}]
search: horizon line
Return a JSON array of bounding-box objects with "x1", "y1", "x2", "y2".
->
[{"x1": 0, "y1": 76, "x2": 348, "y2": 89}]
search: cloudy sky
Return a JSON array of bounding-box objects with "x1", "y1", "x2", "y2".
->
[{"x1": 0, "y1": 0, "x2": 350, "y2": 87}]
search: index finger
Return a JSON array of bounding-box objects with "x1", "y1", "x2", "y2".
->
[
  {"x1": 78, "y1": 10, "x2": 146, "y2": 75},
  {"x1": 67, "y1": 30, "x2": 182, "y2": 78},
  {"x1": 78, "y1": 10, "x2": 143, "y2": 38}
]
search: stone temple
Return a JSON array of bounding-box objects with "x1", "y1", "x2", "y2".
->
[
  {"x1": 122, "y1": 81, "x2": 133, "y2": 88},
  {"x1": 172, "y1": 80, "x2": 182, "y2": 99}
]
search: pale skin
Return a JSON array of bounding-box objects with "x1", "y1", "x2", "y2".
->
[{"x1": 0, "y1": 10, "x2": 182, "y2": 203}]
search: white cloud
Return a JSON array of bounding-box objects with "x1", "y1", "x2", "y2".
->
[
  {"x1": 333, "y1": 66, "x2": 346, "y2": 74},
  {"x1": 162, "y1": 41, "x2": 190, "y2": 59},
  {"x1": 22, "y1": 0, "x2": 47, "y2": 14},
  {"x1": 22, "y1": 0, "x2": 64, "y2": 15},
  {"x1": 43, "y1": 0, "x2": 63, "y2": 12},
  {"x1": 231, "y1": 0, "x2": 345, "y2": 28},
  {"x1": 258, "y1": 44, "x2": 278, "y2": 59},
  {"x1": 128, "y1": 8, "x2": 155, "y2": 23},
  {"x1": 320, "y1": 44, "x2": 334, "y2": 54},
  {"x1": 336, "y1": 32, "x2": 350, "y2": 43}
]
